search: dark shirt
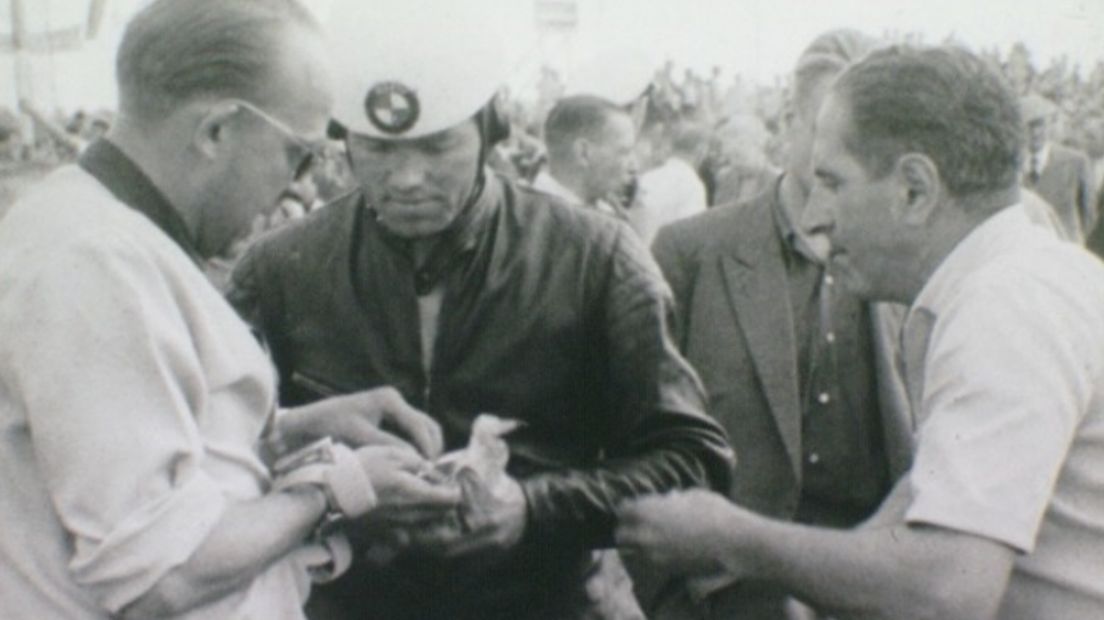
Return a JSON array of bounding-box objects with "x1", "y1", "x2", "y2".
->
[
  {"x1": 771, "y1": 195, "x2": 890, "y2": 528},
  {"x1": 229, "y1": 174, "x2": 733, "y2": 620}
]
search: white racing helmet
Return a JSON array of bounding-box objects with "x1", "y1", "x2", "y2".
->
[{"x1": 324, "y1": 0, "x2": 521, "y2": 140}]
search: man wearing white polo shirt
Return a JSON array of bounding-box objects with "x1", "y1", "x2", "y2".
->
[{"x1": 617, "y1": 44, "x2": 1104, "y2": 619}]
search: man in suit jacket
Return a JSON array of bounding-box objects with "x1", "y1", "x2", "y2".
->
[
  {"x1": 638, "y1": 30, "x2": 914, "y2": 619},
  {"x1": 1021, "y1": 94, "x2": 1096, "y2": 241}
]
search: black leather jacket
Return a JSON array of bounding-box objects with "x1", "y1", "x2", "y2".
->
[{"x1": 229, "y1": 174, "x2": 734, "y2": 618}]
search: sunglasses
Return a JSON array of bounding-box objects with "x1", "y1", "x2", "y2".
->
[{"x1": 230, "y1": 99, "x2": 326, "y2": 181}]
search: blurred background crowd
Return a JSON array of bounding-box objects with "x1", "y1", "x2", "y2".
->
[
  {"x1": 5, "y1": 34, "x2": 1104, "y2": 218},
  {"x1": 2, "y1": 1, "x2": 1103, "y2": 233}
]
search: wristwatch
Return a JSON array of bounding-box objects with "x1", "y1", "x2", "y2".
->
[
  {"x1": 272, "y1": 437, "x2": 374, "y2": 583},
  {"x1": 272, "y1": 437, "x2": 377, "y2": 519}
]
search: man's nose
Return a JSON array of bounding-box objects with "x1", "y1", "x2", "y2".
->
[
  {"x1": 385, "y1": 152, "x2": 428, "y2": 192},
  {"x1": 802, "y1": 188, "x2": 836, "y2": 236},
  {"x1": 801, "y1": 189, "x2": 836, "y2": 263}
]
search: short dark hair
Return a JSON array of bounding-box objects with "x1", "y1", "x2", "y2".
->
[
  {"x1": 543, "y1": 95, "x2": 628, "y2": 162},
  {"x1": 833, "y1": 45, "x2": 1023, "y2": 198},
  {"x1": 116, "y1": 0, "x2": 319, "y2": 121}
]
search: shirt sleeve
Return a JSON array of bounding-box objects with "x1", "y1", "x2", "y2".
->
[
  {"x1": 7, "y1": 234, "x2": 228, "y2": 614},
  {"x1": 520, "y1": 224, "x2": 735, "y2": 547},
  {"x1": 905, "y1": 269, "x2": 1093, "y2": 552}
]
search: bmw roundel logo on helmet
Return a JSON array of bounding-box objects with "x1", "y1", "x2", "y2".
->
[{"x1": 364, "y1": 81, "x2": 421, "y2": 135}]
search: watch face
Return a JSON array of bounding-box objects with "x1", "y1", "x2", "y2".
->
[
  {"x1": 272, "y1": 437, "x2": 336, "y2": 475},
  {"x1": 365, "y1": 81, "x2": 421, "y2": 135}
]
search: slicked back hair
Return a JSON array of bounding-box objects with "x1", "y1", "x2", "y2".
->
[
  {"x1": 116, "y1": 0, "x2": 320, "y2": 122},
  {"x1": 833, "y1": 45, "x2": 1023, "y2": 199},
  {"x1": 544, "y1": 95, "x2": 628, "y2": 163},
  {"x1": 792, "y1": 29, "x2": 877, "y2": 121}
]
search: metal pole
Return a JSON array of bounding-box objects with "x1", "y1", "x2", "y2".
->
[{"x1": 10, "y1": 0, "x2": 35, "y2": 148}]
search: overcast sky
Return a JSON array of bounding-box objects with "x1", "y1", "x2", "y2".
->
[
  {"x1": 583, "y1": 0, "x2": 1104, "y2": 82},
  {"x1": 2, "y1": 0, "x2": 1102, "y2": 111}
]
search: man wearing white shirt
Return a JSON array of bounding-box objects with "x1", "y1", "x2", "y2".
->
[
  {"x1": 617, "y1": 45, "x2": 1104, "y2": 619},
  {"x1": 535, "y1": 94, "x2": 638, "y2": 222},
  {"x1": 631, "y1": 121, "x2": 709, "y2": 245}
]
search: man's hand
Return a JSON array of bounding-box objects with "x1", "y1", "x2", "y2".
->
[
  {"x1": 444, "y1": 473, "x2": 528, "y2": 557},
  {"x1": 356, "y1": 446, "x2": 460, "y2": 509},
  {"x1": 396, "y1": 474, "x2": 529, "y2": 560},
  {"x1": 280, "y1": 387, "x2": 444, "y2": 458},
  {"x1": 615, "y1": 490, "x2": 744, "y2": 576}
]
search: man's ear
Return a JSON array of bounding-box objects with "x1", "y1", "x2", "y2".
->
[
  {"x1": 573, "y1": 137, "x2": 591, "y2": 166},
  {"x1": 192, "y1": 102, "x2": 240, "y2": 160},
  {"x1": 895, "y1": 153, "x2": 940, "y2": 225}
]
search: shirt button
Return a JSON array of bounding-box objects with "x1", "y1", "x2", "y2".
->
[
  {"x1": 818, "y1": 392, "x2": 831, "y2": 404},
  {"x1": 808, "y1": 452, "x2": 820, "y2": 464},
  {"x1": 824, "y1": 274, "x2": 835, "y2": 286},
  {"x1": 826, "y1": 331, "x2": 836, "y2": 344}
]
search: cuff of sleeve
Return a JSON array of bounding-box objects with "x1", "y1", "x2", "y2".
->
[
  {"x1": 519, "y1": 475, "x2": 595, "y2": 547},
  {"x1": 905, "y1": 499, "x2": 1036, "y2": 554},
  {"x1": 69, "y1": 471, "x2": 228, "y2": 614},
  {"x1": 518, "y1": 476, "x2": 554, "y2": 540},
  {"x1": 273, "y1": 441, "x2": 376, "y2": 519},
  {"x1": 326, "y1": 444, "x2": 376, "y2": 518}
]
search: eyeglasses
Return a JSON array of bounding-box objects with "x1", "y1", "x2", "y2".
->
[{"x1": 229, "y1": 99, "x2": 325, "y2": 181}]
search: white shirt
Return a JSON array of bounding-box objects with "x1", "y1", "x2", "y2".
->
[
  {"x1": 531, "y1": 168, "x2": 628, "y2": 222},
  {"x1": 902, "y1": 206, "x2": 1104, "y2": 618},
  {"x1": 631, "y1": 157, "x2": 707, "y2": 246},
  {"x1": 531, "y1": 169, "x2": 584, "y2": 206},
  {"x1": 0, "y1": 166, "x2": 309, "y2": 619}
]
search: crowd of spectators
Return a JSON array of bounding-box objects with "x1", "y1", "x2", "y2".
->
[
  {"x1": 3, "y1": 35, "x2": 1103, "y2": 225},
  {"x1": 489, "y1": 35, "x2": 1104, "y2": 215}
]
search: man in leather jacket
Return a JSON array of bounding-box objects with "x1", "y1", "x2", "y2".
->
[{"x1": 227, "y1": 2, "x2": 734, "y2": 618}]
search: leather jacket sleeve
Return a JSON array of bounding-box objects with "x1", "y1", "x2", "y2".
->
[{"x1": 520, "y1": 225, "x2": 735, "y2": 549}]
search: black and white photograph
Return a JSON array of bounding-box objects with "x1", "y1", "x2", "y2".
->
[{"x1": 1, "y1": 1, "x2": 1103, "y2": 618}]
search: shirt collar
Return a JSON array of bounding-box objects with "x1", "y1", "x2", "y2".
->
[
  {"x1": 533, "y1": 168, "x2": 630, "y2": 222},
  {"x1": 532, "y1": 169, "x2": 585, "y2": 206},
  {"x1": 770, "y1": 174, "x2": 820, "y2": 263},
  {"x1": 908, "y1": 204, "x2": 1029, "y2": 321},
  {"x1": 79, "y1": 139, "x2": 203, "y2": 265}
]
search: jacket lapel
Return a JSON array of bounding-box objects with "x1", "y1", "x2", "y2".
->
[{"x1": 719, "y1": 202, "x2": 804, "y2": 481}]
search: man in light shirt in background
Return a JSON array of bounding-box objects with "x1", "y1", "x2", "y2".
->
[
  {"x1": 630, "y1": 120, "x2": 710, "y2": 245},
  {"x1": 534, "y1": 94, "x2": 640, "y2": 222}
]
